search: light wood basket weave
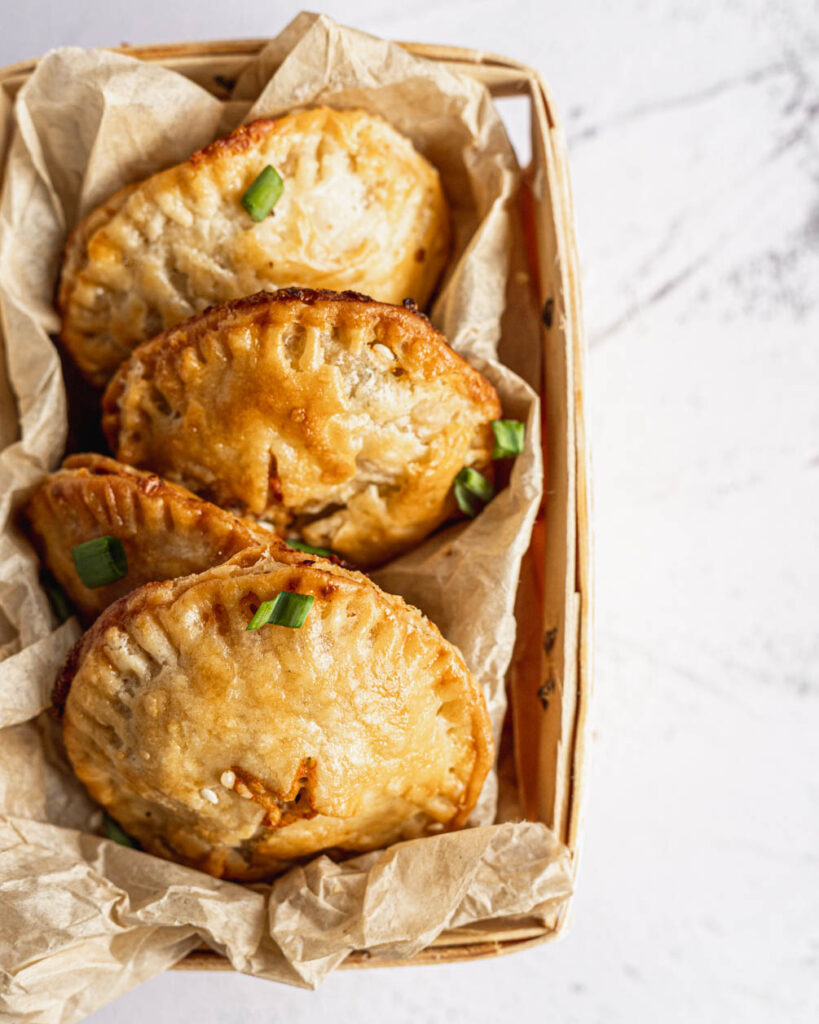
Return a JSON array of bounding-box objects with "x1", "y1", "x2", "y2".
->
[{"x1": 0, "y1": 37, "x2": 592, "y2": 972}]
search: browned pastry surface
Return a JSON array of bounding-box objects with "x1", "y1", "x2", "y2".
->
[
  {"x1": 58, "y1": 108, "x2": 450, "y2": 385},
  {"x1": 102, "y1": 289, "x2": 500, "y2": 566},
  {"x1": 59, "y1": 547, "x2": 494, "y2": 879},
  {"x1": 24, "y1": 453, "x2": 289, "y2": 624}
]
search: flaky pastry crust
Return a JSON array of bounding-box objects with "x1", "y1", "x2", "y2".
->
[
  {"x1": 58, "y1": 108, "x2": 450, "y2": 385},
  {"x1": 59, "y1": 547, "x2": 494, "y2": 879},
  {"x1": 102, "y1": 289, "x2": 501, "y2": 566},
  {"x1": 24, "y1": 453, "x2": 287, "y2": 624}
]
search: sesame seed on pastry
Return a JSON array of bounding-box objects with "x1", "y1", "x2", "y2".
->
[{"x1": 57, "y1": 546, "x2": 494, "y2": 880}]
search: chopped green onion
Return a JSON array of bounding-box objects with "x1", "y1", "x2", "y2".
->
[
  {"x1": 246, "y1": 591, "x2": 314, "y2": 631},
  {"x1": 491, "y1": 419, "x2": 525, "y2": 458},
  {"x1": 287, "y1": 540, "x2": 333, "y2": 558},
  {"x1": 42, "y1": 573, "x2": 73, "y2": 623},
  {"x1": 453, "y1": 467, "x2": 495, "y2": 518},
  {"x1": 103, "y1": 812, "x2": 138, "y2": 848},
  {"x1": 71, "y1": 536, "x2": 127, "y2": 589},
  {"x1": 241, "y1": 165, "x2": 284, "y2": 221}
]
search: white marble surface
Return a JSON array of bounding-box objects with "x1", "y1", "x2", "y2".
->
[{"x1": 3, "y1": 2, "x2": 818, "y2": 1021}]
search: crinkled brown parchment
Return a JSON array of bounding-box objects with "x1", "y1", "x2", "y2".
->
[{"x1": 0, "y1": 13, "x2": 571, "y2": 1022}]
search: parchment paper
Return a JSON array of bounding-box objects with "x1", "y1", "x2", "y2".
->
[{"x1": 0, "y1": 14, "x2": 571, "y2": 1022}]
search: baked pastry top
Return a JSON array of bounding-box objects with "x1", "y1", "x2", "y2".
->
[
  {"x1": 58, "y1": 107, "x2": 450, "y2": 385},
  {"x1": 102, "y1": 289, "x2": 501, "y2": 566},
  {"x1": 24, "y1": 453, "x2": 284, "y2": 624},
  {"x1": 58, "y1": 547, "x2": 494, "y2": 880}
]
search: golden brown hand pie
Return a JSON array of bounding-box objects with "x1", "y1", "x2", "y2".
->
[
  {"x1": 57, "y1": 547, "x2": 494, "y2": 880},
  {"x1": 102, "y1": 289, "x2": 501, "y2": 567},
  {"x1": 24, "y1": 453, "x2": 288, "y2": 625},
  {"x1": 58, "y1": 107, "x2": 450, "y2": 385}
]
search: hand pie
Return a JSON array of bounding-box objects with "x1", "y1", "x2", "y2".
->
[
  {"x1": 102, "y1": 289, "x2": 501, "y2": 567},
  {"x1": 57, "y1": 547, "x2": 494, "y2": 880},
  {"x1": 58, "y1": 107, "x2": 450, "y2": 385},
  {"x1": 24, "y1": 453, "x2": 285, "y2": 625}
]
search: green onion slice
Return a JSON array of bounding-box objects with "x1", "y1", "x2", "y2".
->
[
  {"x1": 71, "y1": 536, "x2": 127, "y2": 589},
  {"x1": 454, "y1": 467, "x2": 495, "y2": 518},
  {"x1": 491, "y1": 419, "x2": 525, "y2": 458},
  {"x1": 103, "y1": 812, "x2": 138, "y2": 848},
  {"x1": 241, "y1": 165, "x2": 284, "y2": 221},
  {"x1": 42, "y1": 573, "x2": 74, "y2": 623},
  {"x1": 287, "y1": 540, "x2": 333, "y2": 558},
  {"x1": 246, "y1": 591, "x2": 314, "y2": 631}
]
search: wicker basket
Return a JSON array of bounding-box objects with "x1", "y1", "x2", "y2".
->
[{"x1": 0, "y1": 37, "x2": 592, "y2": 971}]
